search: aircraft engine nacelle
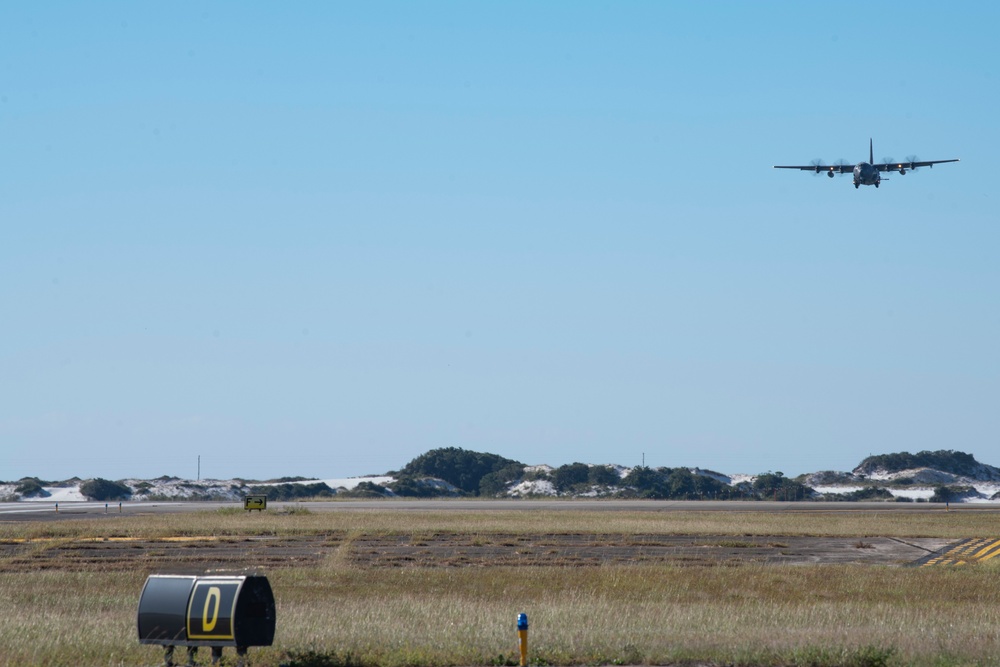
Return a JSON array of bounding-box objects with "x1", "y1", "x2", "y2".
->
[
  {"x1": 826, "y1": 171, "x2": 834, "y2": 178},
  {"x1": 898, "y1": 168, "x2": 907, "y2": 175}
]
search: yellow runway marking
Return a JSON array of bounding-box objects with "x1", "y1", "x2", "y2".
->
[
  {"x1": 974, "y1": 539, "x2": 1000, "y2": 562},
  {"x1": 921, "y1": 538, "x2": 1000, "y2": 567},
  {"x1": 1, "y1": 536, "x2": 219, "y2": 544}
]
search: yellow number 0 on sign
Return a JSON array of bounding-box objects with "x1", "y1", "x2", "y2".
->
[{"x1": 202, "y1": 586, "x2": 221, "y2": 632}]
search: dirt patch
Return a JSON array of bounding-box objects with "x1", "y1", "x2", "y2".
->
[
  {"x1": 0, "y1": 535, "x2": 336, "y2": 573},
  {"x1": 0, "y1": 533, "x2": 952, "y2": 573},
  {"x1": 346, "y1": 533, "x2": 949, "y2": 567}
]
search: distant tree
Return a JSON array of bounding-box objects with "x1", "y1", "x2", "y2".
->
[
  {"x1": 667, "y1": 468, "x2": 697, "y2": 498},
  {"x1": 855, "y1": 450, "x2": 982, "y2": 477},
  {"x1": 15, "y1": 478, "x2": 48, "y2": 498},
  {"x1": 621, "y1": 466, "x2": 670, "y2": 498},
  {"x1": 929, "y1": 485, "x2": 978, "y2": 503},
  {"x1": 80, "y1": 478, "x2": 132, "y2": 501},
  {"x1": 478, "y1": 473, "x2": 507, "y2": 497},
  {"x1": 751, "y1": 472, "x2": 813, "y2": 501},
  {"x1": 692, "y1": 471, "x2": 731, "y2": 498},
  {"x1": 661, "y1": 469, "x2": 735, "y2": 500},
  {"x1": 552, "y1": 463, "x2": 590, "y2": 493},
  {"x1": 339, "y1": 481, "x2": 390, "y2": 498},
  {"x1": 930, "y1": 486, "x2": 955, "y2": 503},
  {"x1": 390, "y1": 476, "x2": 457, "y2": 498},
  {"x1": 588, "y1": 465, "x2": 621, "y2": 487},
  {"x1": 247, "y1": 482, "x2": 334, "y2": 500},
  {"x1": 827, "y1": 487, "x2": 895, "y2": 502},
  {"x1": 479, "y1": 463, "x2": 526, "y2": 497},
  {"x1": 399, "y1": 447, "x2": 524, "y2": 496},
  {"x1": 133, "y1": 482, "x2": 153, "y2": 495},
  {"x1": 523, "y1": 468, "x2": 551, "y2": 482},
  {"x1": 807, "y1": 471, "x2": 858, "y2": 485}
]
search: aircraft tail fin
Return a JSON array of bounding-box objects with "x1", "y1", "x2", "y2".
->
[{"x1": 870, "y1": 138, "x2": 873, "y2": 164}]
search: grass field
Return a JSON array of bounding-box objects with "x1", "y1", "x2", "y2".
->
[{"x1": 1, "y1": 507, "x2": 999, "y2": 667}]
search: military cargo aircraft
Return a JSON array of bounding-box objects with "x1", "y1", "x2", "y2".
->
[{"x1": 774, "y1": 139, "x2": 958, "y2": 189}]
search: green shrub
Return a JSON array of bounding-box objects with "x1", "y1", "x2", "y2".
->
[
  {"x1": 247, "y1": 482, "x2": 334, "y2": 500},
  {"x1": 15, "y1": 478, "x2": 48, "y2": 498},
  {"x1": 79, "y1": 478, "x2": 132, "y2": 501},
  {"x1": 389, "y1": 476, "x2": 456, "y2": 497},
  {"x1": 338, "y1": 482, "x2": 390, "y2": 498},
  {"x1": 855, "y1": 450, "x2": 982, "y2": 477},
  {"x1": 930, "y1": 485, "x2": 977, "y2": 503},
  {"x1": 829, "y1": 487, "x2": 894, "y2": 502}
]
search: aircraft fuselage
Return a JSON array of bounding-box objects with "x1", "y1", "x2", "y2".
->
[{"x1": 853, "y1": 162, "x2": 880, "y2": 188}]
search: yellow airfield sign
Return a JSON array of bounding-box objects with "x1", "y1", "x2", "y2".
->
[{"x1": 243, "y1": 495, "x2": 267, "y2": 511}]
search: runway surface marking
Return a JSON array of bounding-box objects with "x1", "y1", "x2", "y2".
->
[
  {"x1": 921, "y1": 538, "x2": 1000, "y2": 567},
  {"x1": 0, "y1": 536, "x2": 219, "y2": 544}
]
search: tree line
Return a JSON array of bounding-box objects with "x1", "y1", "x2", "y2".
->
[
  {"x1": 387, "y1": 447, "x2": 814, "y2": 500},
  {"x1": 15, "y1": 448, "x2": 989, "y2": 502}
]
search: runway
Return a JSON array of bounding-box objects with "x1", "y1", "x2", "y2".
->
[
  {"x1": 2, "y1": 497, "x2": 996, "y2": 522},
  {"x1": 3, "y1": 498, "x2": 996, "y2": 568}
]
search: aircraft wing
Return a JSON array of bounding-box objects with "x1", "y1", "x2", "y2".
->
[
  {"x1": 772, "y1": 164, "x2": 853, "y2": 174},
  {"x1": 875, "y1": 158, "x2": 960, "y2": 172}
]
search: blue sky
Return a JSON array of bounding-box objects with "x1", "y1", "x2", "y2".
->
[{"x1": 3, "y1": 3, "x2": 998, "y2": 481}]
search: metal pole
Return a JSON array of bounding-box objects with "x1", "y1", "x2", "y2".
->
[{"x1": 517, "y1": 613, "x2": 528, "y2": 667}]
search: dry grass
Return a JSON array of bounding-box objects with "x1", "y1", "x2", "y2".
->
[
  {"x1": 2, "y1": 505, "x2": 998, "y2": 541},
  {"x1": 4, "y1": 564, "x2": 1000, "y2": 667},
  {"x1": 2, "y1": 507, "x2": 1000, "y2": 666}
]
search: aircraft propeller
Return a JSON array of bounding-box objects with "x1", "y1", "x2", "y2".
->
[
  {"x1": 884, "y1": 155, "x2": 920, "y2": 175},
  {"x1": 808, "y1": 159, "x2": 850, "y2": 178}
]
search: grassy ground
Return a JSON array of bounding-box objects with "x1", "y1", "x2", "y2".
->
[
  {"x1": 3, "y1": 505, "x2": 999, "y2": 540},
  {"x1": 1, "y1": 507, "x2": 999, "y2": 666}
]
